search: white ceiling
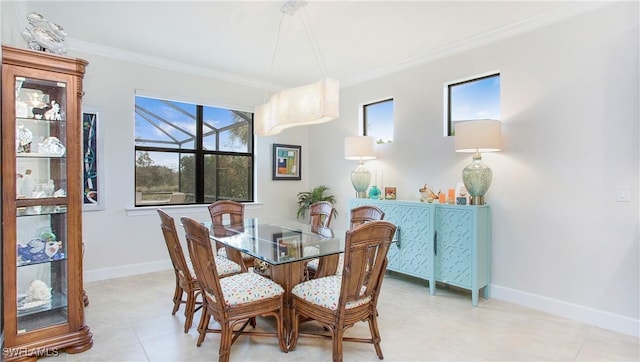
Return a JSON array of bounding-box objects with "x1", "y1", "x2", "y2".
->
[{"x1": 11, "y1": 1, "x2": 606, "y2": 90}]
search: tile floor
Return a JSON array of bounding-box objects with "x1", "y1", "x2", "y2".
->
[{"x1": 43, "y1": 270, "x2": 638, "y2": 361}]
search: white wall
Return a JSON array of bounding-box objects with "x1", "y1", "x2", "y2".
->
[
  {"x1": 308, "y1": 2, "x2": 639, "y2": 336},
  {"x1": 2, "y1": 1, "x2": 638, "y2": 336}
]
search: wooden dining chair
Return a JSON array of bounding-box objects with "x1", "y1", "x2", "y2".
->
[
  {"x1": 181, "y1": 217, "x2": 287, "y2": 361},
  {"x1": 304, "y1": 201, "x2": 335, "y2": 279},
  {"x1": 309, "y1": 201, "x2": 334, "y2": 228},
  {"x1": 157, "y1": 209, "x2": 243, "y2": 333},
  {"x1": 208, "y1": 200, "x2": 254, "y2": 271},
  {"x1": 307, "y1": 205, "x2": 385, "y2": 279},
  {"x1": 350, "y1": 205, "x2": 385, "y2": 228},
  {"x1": 290, "y1": 221, "x2": 397, "y2": 362}
]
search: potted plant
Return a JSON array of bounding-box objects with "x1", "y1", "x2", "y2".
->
[{"x1": 296, "y1": 185, "x2": 338, "y2": 221}]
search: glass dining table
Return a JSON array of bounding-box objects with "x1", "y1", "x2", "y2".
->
[{"x1": 203, "y1": 218, "x2": 344, "y2": 345}]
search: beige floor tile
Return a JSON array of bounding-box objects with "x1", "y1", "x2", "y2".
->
[{"x1": 37, "y1": 270, "x2": 640, "y2": 362}]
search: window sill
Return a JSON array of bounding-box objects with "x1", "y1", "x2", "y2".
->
[{"x1": 126, "y1": 202, "x2": 264, "y2": 217}]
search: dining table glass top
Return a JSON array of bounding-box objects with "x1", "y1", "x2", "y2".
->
[{"x1": 204, "y1": 218, "x2": 344, "y2": 266}]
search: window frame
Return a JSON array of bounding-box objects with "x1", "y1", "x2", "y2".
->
[
  {"x1": 362, "y1": 97, "x2": 394, "y2": 144},
  {"x1": 134, "y1": 94, "x2": 254, "y2": 206},
  {"x1": 444, "y1": 71, "x2": 500, "y2": 137}
]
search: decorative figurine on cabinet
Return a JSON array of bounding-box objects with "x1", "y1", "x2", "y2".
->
[
  {"x1": 17, "y1": 231, "x2": 64, "y2": 264},
  {"x1": 44, "y1": 100, "x2": 61, "y2": 120},
  {"x1": 419, "y1": 184, "x2": 438, "y2": 203}
]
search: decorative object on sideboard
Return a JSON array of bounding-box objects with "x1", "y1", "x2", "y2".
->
[
  {"x1": 419, "y1": 184, "x2": 438, "y2": 203},
  {"x1": 345, "y1": 136, "x2": 376, "y2": 198},
  {"x1": 21, "y1": 12, "x2": 67, "y2": 54},
  {"x1": 438, "y1": 192, "x2": 446, "y2": 204},
  {"x1": 455, "y1": 182, "x2": 469, "y2": 205},
  {"x1": 455, "y1": 119, "x2": 503, "y2": 205},
  {"x1": 368, "y1": 185, "x2": 381, "y2": 200},
  {"x1": 385, "y1": 187, "x2": 397, "y2": 200},
  {"x1": 254, "y1": 1, "x2": 339, "y2": 135},
  {"x1": 447, "y1": 188, "x2": 456, "y2": 204}
]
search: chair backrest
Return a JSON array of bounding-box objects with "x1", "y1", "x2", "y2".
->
[
  {"x1": 338, "y1": 221, "x2": 396, "y2": 310},
  {"x1": 181, "y1": 216, "x2": 224, "y2": 306},
  {"x1": 208, "y1": 200, "x2": 245, "y2": 238},
  {"x1": 350, "y1": 205, "x2": 385, "y2": 228},
  {"x1": 157, "y1": 209, "x2": 192, "y2": 280},
  {"x1": 309, "y1": 201, "x2": 334, "y2": 228}
]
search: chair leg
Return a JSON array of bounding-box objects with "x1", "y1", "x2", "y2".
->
[
  {"x1": 183, "y1": 289, "x2": 196, "y2": 333},
  {"x1": 289, "y1": 308, "x2": 300, "y2": 351},
  {"x1": 276, "y1": 310, "x2": 288, "y2": 353},
  {"x1": 219, "y1": 323, "x2": 233, "y2": 362},
  {"x1": 332, "y1": 326, "x2": 345, "y2": 362},
  {"x1": 196, "y1": 308, "x2": 210, "y2": 347},
  {"x1": 367, "y1": 314, "x2": 384, "y2": 360},
  {"x1": 171, "y1": 279, "x2": 182, "y2": 315}
]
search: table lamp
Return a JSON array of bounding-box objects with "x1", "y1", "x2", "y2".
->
[
  {"x1": 345, "y1": 136, "x2": 376, "y2": 198},
  {"x1": 454, "y1": 120, "x2": 502, "y2": 205}
]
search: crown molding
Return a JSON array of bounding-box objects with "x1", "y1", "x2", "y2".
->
[
  {"x1": 340, "y1": 1, "x2": 613, "y2": 88},
  {"x1": 67, "y1": 38, "x2": 282, "y2": 91},
  {"x1": 66, "y1": 1, "x2": 612, "y2": 90}
]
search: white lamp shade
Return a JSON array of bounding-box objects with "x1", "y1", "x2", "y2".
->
[
  {"x1": 255, "y1": 78, "x2": 339, "y2": 136},
  {"x1": 345, "y1": 135, "x2": 376, "y2": 160},
  {"x1": 454, "y1": 119, "x2": 503, "y2": 153}
]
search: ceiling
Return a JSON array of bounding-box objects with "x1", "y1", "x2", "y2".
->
[{"x1": 10, "y1": 1, "x2": 604, "y2": 90}]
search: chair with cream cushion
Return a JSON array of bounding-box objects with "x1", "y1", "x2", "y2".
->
[
  {"x1": 157, "y1": 209, "x2": 242, "y2": 333},
  {"x1": 290, "y1": 220, "x2": 396, "y2": 362},
  {"x1": 181, "y1": 216, "x2": 287, "y2": 361},
  {"x1": 208, "y1": 200, "x2": 255, "y2": 271},
  {"x1": 307, "y1": 205, "x2": 385, "y2": 279}
]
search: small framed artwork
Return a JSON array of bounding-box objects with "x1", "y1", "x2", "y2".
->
[
  {"x1": 273, "y1": 232, "x2": 302, "y2": 261},
  {"x1": 82, "y1": 109, "x2": 104, "y2": 211},
  {"x1": 384, "y1": 187, "x2": 397, "y2": 200},
  {"x1": 272, "y1": 144, "x2": 301, "y2": 180}
]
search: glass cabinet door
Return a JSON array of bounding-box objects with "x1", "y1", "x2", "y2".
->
[{"x1": 14, "y1": 76, "x2": 70, "y2": 333}]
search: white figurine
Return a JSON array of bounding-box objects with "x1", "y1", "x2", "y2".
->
[
  {"x1": 44, "y1": 101, "x2": 61, "y2": 121},
  {"x1": 20, "y1": 169, "x2": 35, "y2": 197},
  {"x1": 26, "y1": 279, "x2": 51, "y2": 302}
]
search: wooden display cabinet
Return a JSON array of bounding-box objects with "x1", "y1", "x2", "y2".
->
[{"x1": 2, "y1": 45, "x2": 92, "y2": 360}]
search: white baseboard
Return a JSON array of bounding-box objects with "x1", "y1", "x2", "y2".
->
[
  {"x1": 491, "y1": 284, "x2": 640, "y2": 338},
  {"x1": 83, "y1": 265, "x2": 639, "y2": 338},
  {"x1": 84, "y1": 260, "x2": 173, "y2": 283}
]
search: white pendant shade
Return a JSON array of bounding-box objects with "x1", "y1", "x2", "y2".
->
[{"x1": 255, "y1": 78, "x2": 339, "y2": 136}]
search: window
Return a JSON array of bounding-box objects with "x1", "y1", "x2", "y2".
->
[
  {"x1": 445, "y1": 72, "x2": 500, "y2": 136},
  {"x1": 363, "y1": 98, "x2": 394, "y2": 144},
  {"x1": 134, "y1": 95, "x2": 254, "y2": 206}
]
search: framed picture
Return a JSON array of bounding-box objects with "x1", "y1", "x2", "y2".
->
[
  {"x1": 272, "y1": 144, "x2": 301, "y2": 180},
  {"x1": 384, "y1": 187, "x2": 397, "y2": 200},
  {"x1": 273, "y1": 231, "x2": 302, "y2": 261},
  {"x1": 82, "y1": 109, "x2": 104, "y2": 211}
]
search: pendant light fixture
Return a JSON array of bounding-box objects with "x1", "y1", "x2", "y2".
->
[{"x1": 255, "y1": 1, "x2": 339, "y2": 136}]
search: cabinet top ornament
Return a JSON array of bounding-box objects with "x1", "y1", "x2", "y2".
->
[{"x1": 21, "y1": 12, "x2": 67, "y2": 55}]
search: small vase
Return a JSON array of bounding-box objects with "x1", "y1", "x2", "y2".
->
[{"x1": 368, "y1": 185, "x2": 381, "y2": 200}]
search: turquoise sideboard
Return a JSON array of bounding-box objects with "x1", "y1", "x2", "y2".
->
[{"x1": 349, "y1": 199, "x2": 491, "y2": 306}]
